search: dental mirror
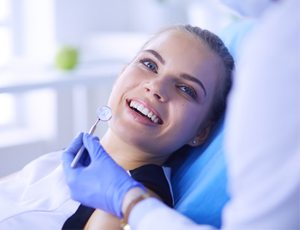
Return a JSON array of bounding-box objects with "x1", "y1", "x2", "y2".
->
[
  {"x1": 97, "y1": 105, "x2": 112, "y2": 121},
  {"x1": 70, "y1": 105, "x2": 112, "y2": 168}
]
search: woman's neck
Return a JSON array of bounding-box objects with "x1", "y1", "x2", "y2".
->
[{"x1": 100, "y1": 129, "x2": 167, "y2": 170}]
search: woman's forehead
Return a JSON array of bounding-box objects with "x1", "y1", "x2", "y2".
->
[
  {"x1": 144, "y1": 29, "x2": 199, "y2": 49},
  {"x1": 143, "y1": 30, "x2": 214, "y2": 59}
]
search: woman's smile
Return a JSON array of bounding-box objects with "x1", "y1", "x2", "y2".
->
[{"x1": 126, "y1": 98, "x2": 163, "y2": 126}]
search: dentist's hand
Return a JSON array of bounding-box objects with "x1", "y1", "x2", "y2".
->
[{"x1": 62, "y1": 132, "x2": 145, "y2": 218}]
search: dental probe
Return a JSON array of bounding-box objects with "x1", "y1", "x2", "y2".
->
[{"x1": 70, "y1": 106, "x2": 112, "y2": 168}]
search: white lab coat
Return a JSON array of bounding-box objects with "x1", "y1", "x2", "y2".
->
[
  {"x1": 128, "y1": 0, "x2": 300, "y2": 229},
  {"x1": 0, "y1": 151, "x2": 80, "y2": 229},
  {"x1": 0, "y1": 151, "x2": 173, "y2": 229}
]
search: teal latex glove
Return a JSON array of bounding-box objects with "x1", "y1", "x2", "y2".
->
[{"x1": 62, "y1": 132, "x2": 145, "y2": 218}]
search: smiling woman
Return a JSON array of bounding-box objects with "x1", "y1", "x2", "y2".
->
[
  {"x1": 0, "y1": 24, "x2": 234, "y2": 230},
  {"x1": 105, "y1": 27, "x2": 230, "y2": 160}
]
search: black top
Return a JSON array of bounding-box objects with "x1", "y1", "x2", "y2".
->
[{"x1": 62, "y1": 164, "x2": 173, "y2": 229}]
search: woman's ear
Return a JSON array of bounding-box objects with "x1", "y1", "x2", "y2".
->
[{"x1": 188, "y1": 124, "x2": 212, "y2": 147}]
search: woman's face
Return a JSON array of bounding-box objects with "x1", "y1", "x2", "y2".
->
[{"x1": 107, "y1": 29, "x2": 223, "y2": 156}]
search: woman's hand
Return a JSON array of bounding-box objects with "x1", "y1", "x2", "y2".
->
[{"x1": 62, "y1": 132, "x2": 145, "y2": 218}]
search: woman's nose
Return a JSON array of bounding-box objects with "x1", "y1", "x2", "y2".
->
[{"x1": 143, "y1": 78, "x2": 169, "y2": 102}]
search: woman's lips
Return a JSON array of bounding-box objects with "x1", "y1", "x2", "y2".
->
[{"x1": 126, "y1": 98, "x2": 163, "y2": 125}]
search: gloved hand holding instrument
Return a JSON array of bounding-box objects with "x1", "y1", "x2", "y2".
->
[{"x1": 62, "y1": 132, "x2": 146, "y2": 219}]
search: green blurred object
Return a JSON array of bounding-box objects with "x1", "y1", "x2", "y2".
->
[{"x1": 55, "y1": 46, "x2": 79, "y2": 70}]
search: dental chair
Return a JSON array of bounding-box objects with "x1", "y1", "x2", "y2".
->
[{"x1": 169, "y1": 20, "x2": 255, "y2": 228}]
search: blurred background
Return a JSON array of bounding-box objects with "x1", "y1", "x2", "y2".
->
[{"x1": 0, "y1": 0, "x2": 242, "y2": 176}]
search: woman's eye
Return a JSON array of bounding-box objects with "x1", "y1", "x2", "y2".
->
[
  {"x1": 140, "y1": 59, "x2": 158, "y2": 73},
  {"x1": 178, "y1": 85, "x2": 197, "y2": 99}
]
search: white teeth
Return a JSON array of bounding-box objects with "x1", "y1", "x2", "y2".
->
[
  {"x1": 130, "y1": 101, "x2": 137, "y2": 108},
  {"x1": 137, "y1": 104, "x2": 143, "y2": 112},
  {"x1": 151, "y1": 114, "x2": 157, "y2": 122},
  {"x1": 129, "y1": 100, "x2": 160, "y2": 124},
  {"x1": 147, "y1": 111, "x2": 153, "y2": 118},
  {"x1": 141, "y1": 107, "x2": 149, "y2": 116}
]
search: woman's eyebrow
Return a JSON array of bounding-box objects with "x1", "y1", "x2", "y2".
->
[
  {"x1": 181, "y1": 73, "x2": 207, "y2": 96},
  {"x1": 144, "y1": 49, "x2": 165, "y2": 64},
  {"x1": 143, "y1": 49, "x2": 206, "y2": 96}
]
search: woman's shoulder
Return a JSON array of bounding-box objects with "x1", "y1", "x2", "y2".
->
[
  {"x1": 20, "y1": 150, "x2": 64, "y2": 181},
  {"x1": 0, "y1": 149, "x2": 80, "y2": 228}
]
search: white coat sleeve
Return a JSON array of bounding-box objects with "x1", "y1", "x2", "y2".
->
[
  {"x1": 129, "y1": 198, "x2": 215, "y2": 230},
  {"x1": 223, "y1": 0, "x2": 300, "y2": 229}
]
